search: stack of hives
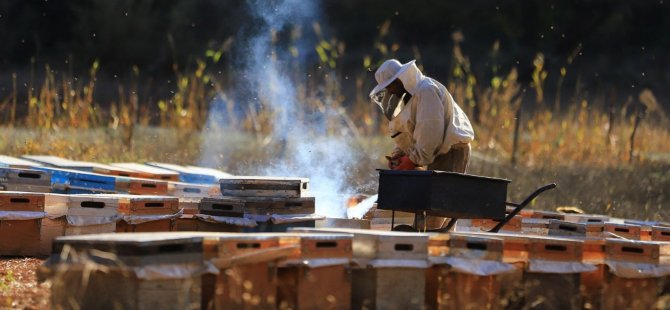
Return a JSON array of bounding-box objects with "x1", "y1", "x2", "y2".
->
[{"x1": 217, "y1": 176, "x2": 322, "y2": 232}]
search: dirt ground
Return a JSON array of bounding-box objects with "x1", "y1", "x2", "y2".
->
[{"x1": 0, "y1": 258, "x2": 49, "y2": 309}]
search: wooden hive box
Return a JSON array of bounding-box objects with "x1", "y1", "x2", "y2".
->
[
  {"x1": 173, "y1": 198, "x2": 201, "y2": 232},
  {"x1": 0, "y1": 191, "x2": 45, "y2": 256},
  {"x1": 0, "y1": 155, "x2": 44, "y2": 169},
  {"x1": 219, "y1": 176, "x2": 310, "y2": 198},
  {"x1": 457, "y1": 216, "x2": 522, "y2": 233},
  {"x1": 40, "y1": 194, "x2": 119, "y2": 255},
  {"x1": 530, "y1": 210, "x2": 565, "y2": 221},
  {"x1": 200, "y1": 233, "x2": 296, "y2": 310},
  {"x1": 35, "y1": 167, "x2": 118, "y2": 194},
  {"x1": 524, "y1": 236, "x2": 588, "y2": 310},
  {"x1": 290, "y1": 228, "x2": 429, "y2": 310},
  {"x1": 195, "y1": 197, "x2": 254, "y2": 233},
  {"x1": 145, "y1": 162, "x2": 220, "y2": 184},
  {"x1": 199, "y1": 197, "x2": 245, "y2": 217},
  {"x1": 0, "y1": 167, "x2": 52, "y2": 193},
  {"x1": 427, "y1": 233, "x2": 509, "y2": 310},
  {"x1": 651, "y1": 226, "x2": 670, "y2": 242},
  {"x1": 168, "y1": 181, "x2": 220, "y2": 198},
  {"x1": 21, "y1": 155, "x2": 95, "y2": 171},
  {"x1": 604, "y1": 222, "x2": 642, "y2": 240},
  {"x1": 602, "y1": 239, "x2": 669, "y2": 309},
  {"x1": 242, "y1": 196, "x2": 318, "y2": 232},
  {"x1": 102, "y1": 194, "x2": 179, "y2": 233},
  {"x1": 114, "y1": 176, "x2": 169, "y2": 195},
  {"x1": 579, "y1": 238, "x2": 607, "y2": 310},
  {"x1": 111, "y1": 163, "x2": 181, "y2": 181},
  {"x1": 548, "y1": 219, "x2": 605, "y2": 237},
  {"x1": 41, "y1": 232, "x2": 206, "y2": 310},
  {"x1": 276, "y1": 232, "x2": 353, "y2": 310},
  {"x1": 562, "y1": 213, "x2": 609, "y2": 223},
  {"x1": 464, "y1": 232, "x2": 530, "y2": 309},
  {"x1": 520, "y1": 217, "x2": 551, "y2": 235}
]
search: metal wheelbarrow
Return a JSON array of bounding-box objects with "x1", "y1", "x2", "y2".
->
[{"x1": 376, "y1": 169, "x2": 557, "y2": 233}]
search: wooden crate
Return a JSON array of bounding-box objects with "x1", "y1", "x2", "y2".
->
[
  {"x1": 289, "y1": 228, "x2": 429, "y2": 309},
  {"x1": 43, "y1": 233, "x2": 205, "y2": 309},
  {"x1": 111, "y1": 163, "x2": 181, "y2": 181},
  {"x1": 219, "y1": 176, "x2": 309, "y2": 198},
  {"x1": 0, "y1": 191, "x2": 45, "y2": 256},
  {"x1": 0, "y1": 167, "x2": 52, "y2": 193},
  {"x1": 580, "y1": 238, "x2": 606, "y2": 310},
  {"x1": 199, "y1": 197, "x2": 245, "y2": 217},
  {"x1": 604, "y1": 222, "x2": 642, "y2": 240},
  {"x1": 276, "y1": 233, "x2": 353, "y2": 310}
]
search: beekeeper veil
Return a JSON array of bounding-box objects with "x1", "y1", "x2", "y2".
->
[{"x1": 370, "y1": 59, "x2": 416, "y2": 120}]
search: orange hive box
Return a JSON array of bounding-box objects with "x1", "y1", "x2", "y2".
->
[
  {"x1": 430, "y1": 233, "x2": 509, "y2": 310},
  {"x1": 200, "y1": 233, "x2": 294, "y2": 309},
  {"x1": 524, "y1": 236, "x2": 589, "y2": 309},
  {"x1": 115, "y1": 176, "x2": 169, "y2": 195},
  {"x1": 0, "y1": 191, "x2": 45, "y2": 256},
  {"x1": 602, "y1": 239, "x2": 670, "y2": 309},
  {"x1": 110, "y1": 162, "x2": 181, "y2": 181},
  {"x1": 548, "y1": 219, "x2": 605, "y2": 238},
  {"x1": 40, "y1": 232, "x2": 205, "y2": 309},
  {"x1": 277, "y1": 233, "x2": 353, "y2": 310},
  {"x1": 288, "y1": 228, "x2": 429, "y2": 310},
  {"x1": 102, "y1": 194, "x2": 180, "y2": 232},
  {"x1": 604, "y1": 222, "x2": 642, "y2": 240}
]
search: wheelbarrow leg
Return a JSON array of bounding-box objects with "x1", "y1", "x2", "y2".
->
[{"x1": 489, "y1": 183, "x2": 557, "y2": 233}]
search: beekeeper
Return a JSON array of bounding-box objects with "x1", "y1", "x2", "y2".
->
[
  {"x1": 370, "y1": 59, "x2": 475, "y2": 172},
  {"x1": 370, "y1": 59, "x2": 475, "y2": 230}
]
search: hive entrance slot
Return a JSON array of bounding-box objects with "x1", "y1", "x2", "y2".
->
[
  {"x1": 183, "y1": 188, "x2": 201, "y2": 193},
  {"x1": 81, "y1": 201, "x2": 105, "y2": 208},
  {"x1": 395, "y1": 244, "x2": 414, "y2": 251},
  {"x1": 212, "y1": 204, "x2": 234, "y2": 210},
  {"x1": 466, "y1": 242, "x2": 487, "y2": 250},
  {"x1": 9, "y1": 198, "x2": 30, "y2": 203},
  {"x1": 558, "y1": 224, "x2": 577, "y2": 231},
  {"x1": 141, "y1": 183, "x2": 157, "y2": 188},
  {"x1": 17, "y1": 172, "x2": 40, "y2": 179},
  {"x1": 621, "y1": 246, "x2": 644, "y2": 254},
  {"x1": 316, "y1": 241, "x2": 338, "y2": 248},
  {"x1": 237, "y1": 243, "x2": 261, "y2": 249},
  {"x1": 145, "y1": 202, "x2": 164, "y2": 208},
  {"x1": 545, "y1": 244, "x2": 567, "y2": 252}
]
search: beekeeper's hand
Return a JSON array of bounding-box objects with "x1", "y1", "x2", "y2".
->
[
  {"x1": 386, "y1": 153, "x2": 404, "y2": 169},
  {"x1": 393, "y1": 156, "x2": 416, "y2": 170}
]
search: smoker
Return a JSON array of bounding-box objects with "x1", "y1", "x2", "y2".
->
[{"x1": 376, "y1": 170, "x2": 556, "y2": 232}]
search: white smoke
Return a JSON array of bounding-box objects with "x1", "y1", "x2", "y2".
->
[{"x1": 199, "y1": 0, "x2": 365, "y2": 218}]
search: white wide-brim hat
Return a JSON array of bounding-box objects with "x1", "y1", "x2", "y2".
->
[{"x1": 369, "y1": 59, "x2": 416, "y2": 98}]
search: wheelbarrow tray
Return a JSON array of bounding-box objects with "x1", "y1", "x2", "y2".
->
[{"x1": 377, "y1": 170, "x2": 510, "y2": 220}]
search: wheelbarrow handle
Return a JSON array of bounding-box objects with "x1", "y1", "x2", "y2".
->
[{"x1": 489, "y1": 183, "x2": 557, "y2": 233}]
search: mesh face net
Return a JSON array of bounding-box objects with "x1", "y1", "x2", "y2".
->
[{"x1": 371, "y1": 89, "x2": 406, "y2": 121}]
